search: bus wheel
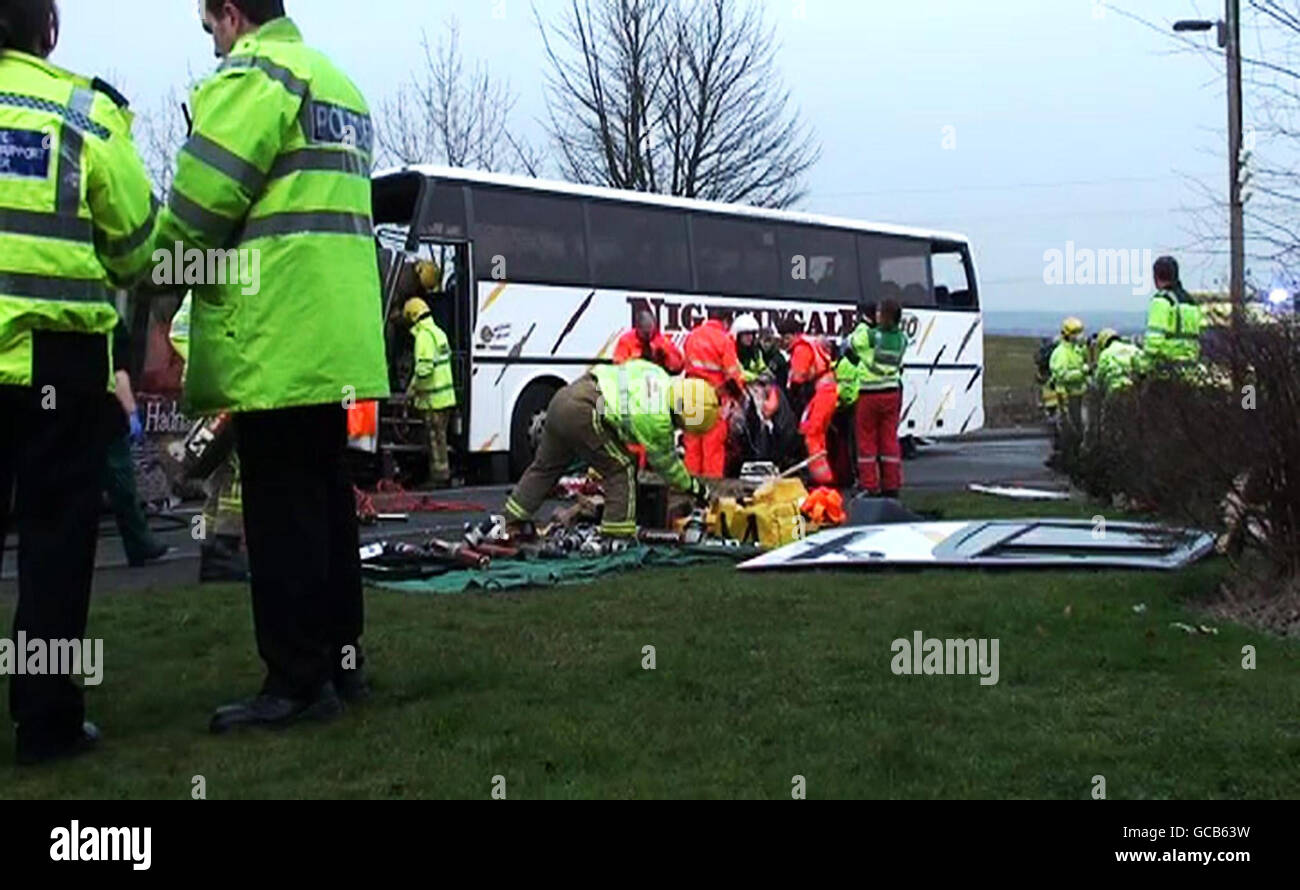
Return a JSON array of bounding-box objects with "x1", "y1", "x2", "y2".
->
[
  {"x1": 510, "y1": 380, "x2": 560, "y2": 479},
  {"x1": 901, "y1": 435, "x2": 918, "y2": 460}
]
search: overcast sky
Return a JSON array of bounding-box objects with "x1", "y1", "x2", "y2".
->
[{"x1": 52, "y1": 0, "x2": 1271, "y2": 314}]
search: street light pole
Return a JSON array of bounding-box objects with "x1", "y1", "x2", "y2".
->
[
  {"x1": 1175, "y1": 1, "x2": 1246, "y2": 388},
  {"x1": 1224, "y1": 0, "x2": 1245, "y2": 366}
]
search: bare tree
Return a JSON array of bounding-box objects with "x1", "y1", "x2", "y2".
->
[
  {"x1": 1241, "y1": 1, "x2": 1300, "y2": 272},
  {"x1": 1114, "y1": 2, "x2": 1300, "y2": 283},
  {"x1": 538, "y1": 0, "x2": 820, "y2": 208},
  {"x1": 376, "y1": 19, "x2": 539, "y2": 174},
  {"x1": 134, "y1": 86, "x2": 191, "y2": 200}
]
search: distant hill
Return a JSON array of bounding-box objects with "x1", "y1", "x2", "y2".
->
[{"x1": 983, "y1": 310, "x2": 1147, "y2": 338}]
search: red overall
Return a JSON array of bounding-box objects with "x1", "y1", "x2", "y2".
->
[
  {"x1": 788, "y1": 335, "x2": 837, "y2": 486},
  {"x1": 856, "y1": 390, "x2": 903, "y2": 493},
  {"x1": 682, "y1": 319, "x2": 743, "y2": 476}
]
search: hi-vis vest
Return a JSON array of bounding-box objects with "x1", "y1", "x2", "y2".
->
[
  {"x1": 1096, "y1": 340, "x2": 1140, "y2": 393},
  {"x1": 851, "y1": 323, "x2": 908, "y2": 392},
  {"x1": 591, "y1": 360, "x2": 692, "y2": 492},
  {"x1": 0, "y1": 50, "x2": 158, "y2": 388},
  {"x1": 1143, "y1": 288, "x2": 1202, "y2": 368},
  {"x1": 409, "y1": 315, "x2": 455, "y2": 411},
  {"x1": 158, "y1": 17, "x2": 389, "y2": 414}
]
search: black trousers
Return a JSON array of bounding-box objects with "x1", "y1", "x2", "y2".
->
[
  {"x1": 234, "y1": 404, "x2": 364, "y2": 698},
  {"x1": 1, "y1": 332, "x2": 110, "y2": 751}
]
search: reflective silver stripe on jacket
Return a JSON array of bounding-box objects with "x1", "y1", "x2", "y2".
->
[
  {"x1": 217, "y1": 55, "x2": 309, "y2": 99},
  {"x1": 55, "y1": 88, "x2": 95, "y2": 215},
  {"x1": 0, "y1": 271, "x2": 111, "y2": 303},
  {"x1": 0, "y1": 207, "x2": 93, "y2": 243},
  {"x1": 239, "y1": 211, "x2": 373, "y2": 241},
  {"x1": 268, "y1": 147, "x2": 369, "y2": 181},
  {"x1": 0, "y1": 90, "x2": 110, "y2": 139},
  {"x1": 182, "y1": 133, "x2": 267, "y2": 195},
  {"x1": 95, "y1": 195, "x2": 161, "y2": 258},
  {"x1": 167, "y1": 189, "x2": 238, "y2": 243}
]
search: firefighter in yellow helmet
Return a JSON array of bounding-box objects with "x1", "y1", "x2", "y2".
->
[
  {"x1": 1094, "y1": 327, "x2": 1141, "y2": 393},
  {"x1": 403, "y1": 263, "x2": 457, "y2": 486},
  {"x1": 502, "y1": 362, "x2": 718, "y2": 538},
  {"x1": 1046, "y1": 316, "x2": 1089, "y2": 470}
]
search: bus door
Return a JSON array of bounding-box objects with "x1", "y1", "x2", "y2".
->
[{"x1": 414, "y1": 240, "x2": 472, "y2": 458}]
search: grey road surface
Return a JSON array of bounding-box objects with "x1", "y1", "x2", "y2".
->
[{"x1": 1, "y1": 434, "x2": 1053, "y2": 595}]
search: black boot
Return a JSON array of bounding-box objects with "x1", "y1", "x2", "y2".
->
[
  {"x1": 16, "y1": 721, "x2": 101, "y2": 766},
  {"x1": 199, "y1": 533, "x2": 248, "y2": 583},
  {"x1": 209, "y1": 683, "x2": 342, "y2": 734},
  {"x1": 334, "y1": 668, "x2": 372, "y2": 703},
  {"x1": 128, "y1": 540, "x2": 172, "y2": 568}
]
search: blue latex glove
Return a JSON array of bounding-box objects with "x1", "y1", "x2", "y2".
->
[{"x1": 129, "y1": 411, "x2": 144, "y2": 443}]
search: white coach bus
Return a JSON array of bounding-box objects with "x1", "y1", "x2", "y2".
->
[{"x1": 371, "y1": 165, "x2": 984, "y2": 482}]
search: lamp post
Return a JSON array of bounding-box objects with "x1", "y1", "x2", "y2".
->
[{"x1": 1175, "y1": 1, "x2": 1244, "y2": 387}]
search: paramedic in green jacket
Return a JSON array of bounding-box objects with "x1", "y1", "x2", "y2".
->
[
  {"x1": 159, "y1": 1, "x2": 390, "y2": 733},
  {"x1": 504, "y1": 361, "x2": 718, "y2": 537},
  {"x1": 849, "y1": 300, "x2": 909, "y2": 496},
  {"x1": 403, "y1": 295, "x2": 456, "y2": 487},
  {"x1": 1, "y1": 0, "x2": 159, "y2": 764},
  {"x1": 1142, "y1": 254, "x2": 1203, "y2": 375}
]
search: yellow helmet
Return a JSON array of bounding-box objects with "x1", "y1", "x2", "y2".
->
[
  {"x1": 1061, "y1": 316, "x2": 1085, "y2": 338},
  {"x1": 403, "y1": 297, "x2": 430, "y2": 325},
  {"x1": 668, "y1": 377, "x2": 720, "y2": 434},
  {"x1": 1096, "y1": 327, "x2": 1119, "y2": 350},
  {"x1": 415, "y1": 259, "x2": 441, "y2": 293}
]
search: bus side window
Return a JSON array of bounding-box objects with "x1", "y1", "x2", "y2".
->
[{"x1": 932, "y1": 249, "x2": 974, "y2": 309}]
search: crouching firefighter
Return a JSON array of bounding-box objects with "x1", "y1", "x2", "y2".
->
[{"x1": 502, "y1": 360, "x2": 718, "y2": 537}]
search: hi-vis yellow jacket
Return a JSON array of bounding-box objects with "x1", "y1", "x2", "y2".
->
[
  {"x1": 409, "y1": 315, "x2": 455, "y2": 411},
  {"x1": 156, "y1": 17, "x2": 389, "y2": 415},
  {"x1": 0, "y1": 50, "x2": 158, "y2": 388}
]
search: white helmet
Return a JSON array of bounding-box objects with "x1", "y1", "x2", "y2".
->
[{"x1": 732, "y1": 314, "x2": 760, "y2": 336}]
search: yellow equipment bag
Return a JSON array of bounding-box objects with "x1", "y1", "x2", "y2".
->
[{"x1": 707, "y1": 477, "x2": 809, "y2": 549}]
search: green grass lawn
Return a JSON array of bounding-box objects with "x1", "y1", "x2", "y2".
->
[
  {"x1": 3, "y1": 492, "x2": 1298, "y2": 799},
  {"x1": 983, "y1": 335, "x2": 1046, "y2": 428}
]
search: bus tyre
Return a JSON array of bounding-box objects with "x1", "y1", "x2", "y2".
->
[
  {"x1": 510, "y1": 380, "x2": 560, "y2": 479},
  {"x1": 901, "y1": 435, "x2": 918, "y2": 460}
]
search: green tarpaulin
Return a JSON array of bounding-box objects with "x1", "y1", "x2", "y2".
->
[{"x1": 368, "y1": 543, "x2": 759, "y2": 595}]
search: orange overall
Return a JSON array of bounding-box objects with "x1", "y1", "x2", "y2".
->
[
  {"x1": 682, "y1": 319, "x2": 743, "y2": 477},
  {"x1": 788, "y1": 335, "x2": 837, "y2": 486}
]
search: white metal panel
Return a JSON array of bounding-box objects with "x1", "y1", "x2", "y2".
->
[{"x1": 739, "y1": 521, "x2": 1216, "y2": 571}]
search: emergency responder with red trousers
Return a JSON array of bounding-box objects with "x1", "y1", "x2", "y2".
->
[
  {"x1": 0, "y1": 0, "x2": 160, "y2": 764},
  {"x1": 779, "y1": 318, "x2": 838, "y2": 486},
  {"x1": 614, "y1": 309, "x2": 683, "y2": 373},
  {"x1": 682, "y1": 314, "x2": 744, "y2": 476},
  {"x1": 159, "y1": 0, "x2": 390, "y2": 733},
  {"x1": 849, "y1": 299, "x2": 909, "y2": 497},
  {"x1": 503, "y1": 361, "x2": 718, "y2": 536}
]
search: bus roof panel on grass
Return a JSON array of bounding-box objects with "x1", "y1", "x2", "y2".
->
[{"x1": 738, "y1": 520, "x2": 1216, "y2": 571}]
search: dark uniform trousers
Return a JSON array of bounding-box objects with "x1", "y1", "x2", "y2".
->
[
  {"x1": 507, "y1": 375, "x2": 637, "y2": 530},
  {"x1": 1, "y1": 332, "x2": 111, "y2": 753},
  {"x1": 233, "y1": 404, "x2": 364, "y2": 698}
]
